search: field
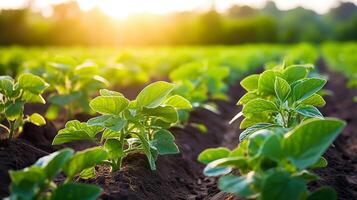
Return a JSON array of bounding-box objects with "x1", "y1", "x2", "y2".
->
[{"x1": 0, "y1": 43, "x2": 356, "y2": 200}]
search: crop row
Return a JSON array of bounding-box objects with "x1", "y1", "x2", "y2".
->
[{"x1": 0, "y1": 44, "x2": 335, "y2": 199}]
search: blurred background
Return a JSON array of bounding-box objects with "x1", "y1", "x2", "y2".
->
[{"x1": 0, "y1": 0, "x2": 357, "y2": 46}]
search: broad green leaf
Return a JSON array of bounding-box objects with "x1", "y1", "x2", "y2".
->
[
  {"x1": 307, "y1": 186, "x2": 337, "y2": 200},
  {"x1": 219, "y1": 174, "x2": 255, "y2": 197},
  {"x1": 136, "y1": 132, "x2": 156, "y2": 170},
  {"x1": 18, "y1": 73, "x2": 48, "y2": 94},
  {"x1": 34, "y1": 148, "x2": 74, "y2": 180},
  {"x1": 90, "y1": 96, "x2": 129, "y2": 115},
  {"x1": 51, "y1": 183, "x2": 102, "y2": 200},
  {"x1": 237, "y1": 92, "x2": 259, "y2": 105},
  {"x1": 48, "y1": 93, "x2": 80, "y2": 106},
  {"x1": 143, "y1": 106, "x2": 178, "y2": 123},
  {"x1": 283, "y1": 118, "x2": 346, "y2": 169},
  {"x1": 240, "y1": 113, "x2": 270, "y2": 129},
  {"x1": 203, "y1": 157, "x2": 246, "y2": 177},
  {"x1": 52, "y1": 120, "x2": 102, "y2": 145},
  {"x1": 28, "y1": 113, "x2": 46, "y2": 126},
  {"x1": 136, "y1": 81, "x2": 174, "y2": 108},
  {"x1": 0, "y1": 76, "x2": 14, "y2": 96},
  {"x1": 150, "y1": 130, "x2": 179, "y2": 155},
  {"x1": 261, "y1": 171, "x2": 306, "y2": 200},
  {"x1": 5, "y1": 101, "x2": 24, "y2": 121},
  {"x1": 242, "y1": 99, "x2": 277, "y2": 117},
  {"x1": 99, "y1": 89, "x2": 124, "y2": 97},
  {"x1": 296, "y1": 105, "x2": 323, "y2": 118},
  {"x1": 283, "y1": 65, "x2": 308, "y2": 83},
  {"x1": 274, "y1": 77, "x2": 291, "y2": 102},
  {"x1": 309, "y1": 157, "x2": 328, "y2": 168},
  {"x1": 46, "y1": 105, "x2": 60, "y2": 120},
  {"x1": 164, "y1": 95, "x2": 192, "y2": 109},
  {"x1": 198, "y1": 147, "x2": 230, "y2": 164},
  {"x1": 87, "y1": 115, "x2": 127, "y2": 132},
  {"x1": 22, "y1": 91, "x2": 46, "y2": 104},
  {"x1": 239, "y1": 123, "x2": 275, "y2": 142},
  {"x1": 64, "y1": 147, "x2": 108, "y2": 179},
  {"x1": 248, "y1": 129, "x2": 271, "y2": 156},
  {"x1": 260, "y1": 134, "x2": 284, "y2": 161},
  {"x1": 240, "y1": 74, "x2": 259, "y2": 91},
  {"x1": 301, "y1": 94, "x2": 326, "y2": 107},
  {"x1": 293, "y1": 78, "x2": 326, "y2": 102},
  {"x1": 258, "y1": 70, "x2": 279, "y2": 95},
  {"x1": 104, "y1": 139, "x2": 124, "y2": 160}
]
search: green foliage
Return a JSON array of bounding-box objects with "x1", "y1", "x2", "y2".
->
[
  {"x1": 31, "y1": 60, "x2": 109, "y2": 120},
  {"x1": 199, "y1": 63, "x2": 346, "y2": 200},
  {"x1": 198, "y1": 118, "x2": 345, "y2": 199},
  {"x1": 233, "y1": 64, "x2": 326, "y2": 130},
  {"x1": 8, "y1": 148, "x2": 106, "y2": 200},
  {"x1": 0, "y1": 74, "x2": 48, "y2": 139},
  {"x1": 53, "y1": 81, "x2": 191, "y2": 171}
]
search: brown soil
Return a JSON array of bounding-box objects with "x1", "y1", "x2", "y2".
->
[{"x1": 0, "y1": 62, "x2": 356, "y2": 200}]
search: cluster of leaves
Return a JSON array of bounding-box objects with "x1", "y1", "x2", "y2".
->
[
  {"x1": 0, "y1": 74, "x2": 48, "y2": 139},
  {"x1": 52, "y1": 81, "x2": 191, "y2": 171},
  {"x1": 198, "y1": 64, "x2": 346, "y2": 200},
  {"x1": 7, "y1": 147, "x2": 107, "y2": 200},
  {"x1": 169, "y1": 61, "x2": 229, "y2": 131},
  {"x1": 31, "y1": 59, "x2": 108, "y2": 120}
]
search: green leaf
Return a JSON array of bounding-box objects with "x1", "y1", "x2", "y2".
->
[
  {"x1": 52, "y1": 120, "x2": 102, "y2": 145},
  {"x1": 136, "y1": 132, "x2": 156, "y2": 170},
  {"x1": 136, "y1": 81, "x2": 174, "y2": 108},
  {"x1": 22, "y1": 91, "x2": 46, "y2": 104},
  {"x1": 48, "y1": 93, "x2": 80, "y2": 106},
  {"x1": 309, "y1": 157, "x2": 328, "y2": 168},
  {"x1": 240, "y1": 113, "x2": 270, "y2": 129},
  {"x1": 99, "y1": 89, "x2": 124, "y2": 97},
  {"x1": 274, "y1": 77, "x2": 291, "y2": 102},
  {"x1": 51, "y1": 183, "x2": 102, "y2": 200},
  {"x1": 64, "y1": 147, "x2": 108, "y2": 179},
  {"x1": 203, "y1": 157, "x2": 246, "y2": 177},
  {"x1": 28, "y1": 113, "x2": 46, "y2": 126},
  {"x1": 283, "y1": 118, "x2": 346, "y2": 169},
  {"x1": 198, "y1": 147, "x2": 230, "y2": 164},
  {"x1": 79, "y1": 167, "x2": 96, "y2": 179},
  {"x1": 87, "y1": 115, "x2": 127, "y2": 132},
  {"x1": 90, "y1": 96, "x2": 129, "y2": 115},
  {"x1": 143, "y1": 106, "x2": 178, "y2": 123},
  {"x1": 150, "y1": 130, "x2": 179, "y2": 155},
  {"x1": 240, "y1": 74, "x2": 259, "y2": 91},
  {"x1": 34, "y1": 148, "x2": 74, "y2": 180},
  {"x1": 301, "y1": 94, "x2": 326, "y2": 107},
  {"x1": 283, "y1": 65, "x2": 308, "y2": 83},
  {"x1": 296, "y1": 105, "x2": 323, "y2": 118},
  {"x1": 307, "y1": 186, "x2": 337, "y2": 200},
  {"x1": 5, "y1": 101, "x2": 24, "y2": 121},
  {"x1": 164, "y1": 95, "x2": 192, "y2": 109},
  {"x1": 261, "y1": 170, "x2": 307, "y2": 200},
  {"x1": 0, "y1": 76, "x2": 14, "y2": 96},
  {"x1": 293, "y1": 78, "x2": 326, "y2": 102},
  {"x1": 219, "y1": 175, "x2": 255, "y2": 197},
  {"x1": 46, "y1": 105, "x2": 60, "y2": 120},
  {"x1": 240, "y1": 123, "x2": 275, "y2": 142},
  {"x1": 18, "y1": 73, "x2": 48, "y2": 94},
  {"x1": 104, "y1": 139, "x2": 124, "y2": 160},
  {"x1": 237, "y1": 92, "x2": 259, "y2": 105},
  {"x1": 258, "y1": 70, "x2": 279, "y2": 95},
  {"x1": 248, "y1": 129, "x2": 271, "y2": 156},
  {"x1": 242, "y1": 99, "x2": 277, "y2": 117}
]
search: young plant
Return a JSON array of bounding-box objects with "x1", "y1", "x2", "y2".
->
[
  {"x1": 198, "y1": 118, "x2": 346, "y2": 200},
  {"x1": 52, "y1": 81, "x2": 191, "y2": 171},
  {"x1": 8, "y1": 147, "x2": 107, "y2": 200},
  {"x1": 0, "y1": 74, "x2": 48, "y2": 139},
  {"x1": 169, "y1": 61, "x2": 229, "y2": 131},
  {"x1": 39, "y1": 60, "x2": 108, "y2": 120},
  {"x1": 231, "y1": 64, "x2": 327, "y2": 140}
]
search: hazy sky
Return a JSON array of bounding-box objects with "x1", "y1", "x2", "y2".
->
[{"x1": 0, "y1": 0, "x2": 356, "y2": 19}]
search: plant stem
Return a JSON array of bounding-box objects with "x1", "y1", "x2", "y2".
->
[{"x1": 8, "y1": 121, "x2": 15, "y2": 140}]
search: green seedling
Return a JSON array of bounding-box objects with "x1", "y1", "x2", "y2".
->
[
  {"x1": 8, "y1": 147, "x2": 107, "y2": 200},
  {"x1": 53, "y1": 81, "x2": 191, "y2": 172},
  {"x1": 0, "y1": 74, "x2": 48, "y2": 139}
]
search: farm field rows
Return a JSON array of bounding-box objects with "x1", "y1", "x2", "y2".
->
[{"x1": 0, "y1": 43, "x2": 356, "y2": 200}]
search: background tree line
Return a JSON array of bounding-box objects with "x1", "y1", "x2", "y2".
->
[{"x1": 0, "y1": 1, "x2": 357, "y2": 46}]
